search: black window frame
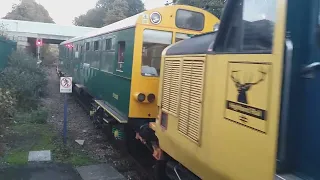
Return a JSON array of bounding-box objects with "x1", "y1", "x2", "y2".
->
[
  {"x1": 105, "y1": 38, "x2": 112, "y2": 51},
  {"x1": 116, "y1": 41, "x2": 126, "y2": 72},
  {"x1": 175, "y1": 9, "x2": 205, "y2": 31},
  {"x1": 94, "y1": 40, "x2": 99, "y2": 51},
  {"x1": 213, "y1": 0, "x2": 276, "y2": 54},
  {"x1": 85, "y1": 42, "x2": 90, "y2": 51}
]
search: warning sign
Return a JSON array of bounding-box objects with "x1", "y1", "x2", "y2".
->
[{"x1": 60, "y1": 77, "x2": 72, "y2": 93}]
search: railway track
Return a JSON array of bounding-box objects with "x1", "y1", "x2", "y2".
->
[{"x1": 71, "y1": 90, "x2": 156, "y2": 180}]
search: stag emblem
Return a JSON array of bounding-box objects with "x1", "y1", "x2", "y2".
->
[{"x1": 231, "y1": 68, "x2": 267, "y2": 104}]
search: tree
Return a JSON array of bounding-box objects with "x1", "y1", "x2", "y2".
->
[
  {"x1": 3, "y1": 0, "x2": 54, "y2": 23},
  {"x1": 126, "y1": 0, "x2": 145, "y2": 17},
  {"x1": 73, "y1": 0, "x2": 145, "y2": 28},
  {"x1": 173, "y1": 0, "x2": 225, "y2": 18},
  {"x1": 0, "y1": 23, "x2": 9, "y2": 38},
  {"x1": 73, "y1": 8, "x2": 106, "y2": 28},
  {"x1": 104, "y1": 0, "x2": 129, "y2": 25}
]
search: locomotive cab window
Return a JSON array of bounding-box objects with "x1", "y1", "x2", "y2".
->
[
  {"x1": 214, "y1": 0, "x2": 276, "y2": 53},
  {"x1": 117, "y1": 41, "x2": 125, "y2": 71},
  {"x1": 141, "y1": 29, "x2": 172, "y2": 77},
  {"x1": 176, "y1": 9, "x2": 204, "y2": 31}
]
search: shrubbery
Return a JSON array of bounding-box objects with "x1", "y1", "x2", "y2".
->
[
  {"x1": 0, "y1": 50, "x2": 47, "y2": 120},
  {"x1": 0, "y1": 88, "x2": 16, "y2": 121}
]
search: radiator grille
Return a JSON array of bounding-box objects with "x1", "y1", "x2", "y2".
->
[
  {"x1": 178, "y1": 60, "x2": 205, "y2": 143},
  {"x1": 161, "y1": 57, "x2": 205, "y2": 144},
  {"x1": 162, "y1": 59, "x2": 181, "y2": 116}
]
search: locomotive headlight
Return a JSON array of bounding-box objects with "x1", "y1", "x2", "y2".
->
[
  {"x1": 150, "y1": 12, "x2": 162, "y2": 24},
  {"x1": 147, "y1": 93, "x2": 156, "y2": 103},
  {"x1": 137, "y1": 93, "x2": 146, "y2": 102}
]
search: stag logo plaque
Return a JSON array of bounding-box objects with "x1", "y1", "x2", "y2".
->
[{"x1": 224, "y1": 62, "x2": 272, "y2": 133}]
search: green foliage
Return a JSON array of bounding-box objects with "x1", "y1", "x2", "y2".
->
[
  {"x1": 73, "y1": 8, "x2": 106, "y2": 28},
  {"x1": 174, "y1": 0, "x2": 226, "y2": 18},
  {"x1": 6, "y1": 150, "x2": 28, "y2": 165},
  {"x1": 15, "y1": 108, "x2": 48, "y2": 124},
  {"x1": 3, "y1": 0, "x2": 54, "y2": 23},
  {"x1": 2, "y1": 121, "x2": 97, "y2": 166},
  {"x1": 0, "y1": 88, "x2": 16, "y2": 121},
  {"x1": 0, "y1": 23, "x2": 9, "y2": 38},
  {"x1": 126, "y1": 0, "x2": 145, "y2": 16},
  {"x1": 0, "y1": 50, "x2": 47, "y2": 110},
  {"x1": 40, "y1": 44, "x2": 59, "y2": 66},
  {"x1": 74, "y1": 0, "x2": 145, "y2": 28},
  {"x1": 104, "y1": 0, "x2": 129, "y2": 25}
]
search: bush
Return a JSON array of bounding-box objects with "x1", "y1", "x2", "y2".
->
[
  {"x1": 0, "y1": 88, "x2": 16, "y2": 121},
  {"x1": 0, "y1": 50, "x2": 47, "y2": 110},
  {"x1": 15, "y1": 108, "x2": 48, "y2": 124}
]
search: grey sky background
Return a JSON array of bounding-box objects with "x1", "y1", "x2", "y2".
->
[{"x1": 0, "y1": 0, "x2": 167, "y2": 25}]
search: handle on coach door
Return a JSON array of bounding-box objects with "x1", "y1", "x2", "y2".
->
[{"x1": 301, "y1": 62, "x2": 320, "y2": 78}]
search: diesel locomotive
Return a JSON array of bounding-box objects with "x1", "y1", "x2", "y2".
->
[{"x1": 149, "y1": 0, "x2": 320, "y2": 180}]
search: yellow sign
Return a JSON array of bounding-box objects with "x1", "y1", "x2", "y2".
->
[
  {"x1": 224, "y1": 62, "x2": 272, "y2": 133},
  {"x1": 141, "y1": 13, "x2": 149, "y2": 24}
]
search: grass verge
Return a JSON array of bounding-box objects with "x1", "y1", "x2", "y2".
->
[{"x1": 1, "y1": 108, "x2": 97, "y2": 167}]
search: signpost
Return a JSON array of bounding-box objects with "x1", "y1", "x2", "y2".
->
[{"x1": 60, "y1": 77, "x2": 72, "y2": 144}]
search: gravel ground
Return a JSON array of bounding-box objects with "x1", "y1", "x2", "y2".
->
[{"x1": 40, "y1": 66, "x2": 146, "y2": 180}]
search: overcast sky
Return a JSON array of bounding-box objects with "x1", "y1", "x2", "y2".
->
[{"x1": 0, "y1": 0, "x2": 168, "y2": 26}]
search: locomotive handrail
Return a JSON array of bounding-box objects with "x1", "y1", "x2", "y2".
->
[{"x1": 277, "y1": 39, "x2": 293, "y2": 168}]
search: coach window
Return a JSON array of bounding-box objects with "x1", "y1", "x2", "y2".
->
[
  {"x1": 105, "y1": 38, "x2": 112, "y2": 50},
  {"x1": 80, "y1": 45, "x2": 83, "y2": 53},
  {"x1": 94, "y1": 41, "x2": 99, "y2": 51},
  {"x1": 117, "y1": 41, "x2": 125, "y2": 71},
  {"x1": 141, "y1": 29, "x2": 172, "y2": 77},
  {"x1": 85, "y1": 42, "x2": 90, "y2": 51},
  {"x1": 214, "y1": 0, "x2": 276, "y2": 53}
]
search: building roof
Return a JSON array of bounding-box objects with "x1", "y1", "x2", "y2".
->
[{"x1": 0, "y1": 19, "x2": 97, "y2": 37}]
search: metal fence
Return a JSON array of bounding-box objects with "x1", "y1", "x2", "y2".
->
[{"x1": 0, "y1": 37, "x2": 17, "y2": 71}]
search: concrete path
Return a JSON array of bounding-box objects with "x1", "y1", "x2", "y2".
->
[
  {"x1": 0, "y1": 163, "x2": 127, "y2": 180},
  {"x1": 0, "y1": 163, "x2": 82, "y2": 180},
  {"x1": 76, "y1": 164, "x2": 126, "y2": 180}
]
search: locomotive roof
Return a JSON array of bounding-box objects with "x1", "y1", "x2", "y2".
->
[
  {"x1": 166, "y1": 31, "x2": 217, "y2": 55},
  {"x1": 61, "y1": 13, "x2": 141, "y2": 45},
  {"x1": 61, "y1": 5, "x2": 216, "y2": 46}
]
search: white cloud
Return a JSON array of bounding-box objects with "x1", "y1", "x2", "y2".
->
[{"x1": 0, "y1": 0, "x2": 167, "y2": 26}]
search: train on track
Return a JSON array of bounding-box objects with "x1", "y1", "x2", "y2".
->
[
  {"x1": 58, "y1": 4, "x2": 219, "y2": 180},
  {"x1": 59, "y1": 0, "x2": 320, "y2": 180}
]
